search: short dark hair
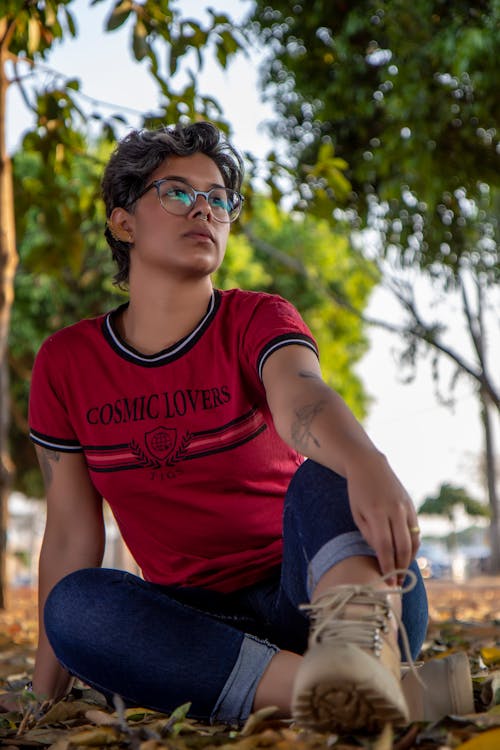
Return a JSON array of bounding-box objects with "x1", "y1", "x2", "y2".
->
[{"x1": 101, "y1": 121, "x2": 244, "y2": 287}]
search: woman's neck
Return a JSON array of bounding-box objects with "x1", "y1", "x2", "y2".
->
[{"x1": 119, "y1": 277, "x2": 214, "y2": 355}]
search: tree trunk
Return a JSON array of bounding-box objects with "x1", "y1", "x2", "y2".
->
[
  {"x1": 0, "y1": 39, "x2": 19, "y2": 609},
  {"x1": 467, "y1": 276, "x2": 500, "y2": 573},
  {"x1": 481, "y1": 388, "x2": 500, "y2": 572}
]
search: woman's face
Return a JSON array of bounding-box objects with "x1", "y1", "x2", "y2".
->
[{"x1": 123, "y1": 152, "x2": 232, "y2": 283}]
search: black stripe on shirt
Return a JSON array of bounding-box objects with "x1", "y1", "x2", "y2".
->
[
  {"x1": 257, "y1": 334, "x2": 319, "y2": 381},
  {"x1": 29, "y1": 428, "x2": 82, "y2": 453}
]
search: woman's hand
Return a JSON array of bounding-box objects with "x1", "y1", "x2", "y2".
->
[{"x1": 346, "y1": 451, "x2": 420, "y2": 584}]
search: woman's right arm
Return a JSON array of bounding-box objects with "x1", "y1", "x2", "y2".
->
[{"x1": 31, "y1": 445, "x2": 105, "y2": 701}]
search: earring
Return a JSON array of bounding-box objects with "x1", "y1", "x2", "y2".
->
[{"x1": 107, "y1": 219, "x2": 133, "y2": 243}]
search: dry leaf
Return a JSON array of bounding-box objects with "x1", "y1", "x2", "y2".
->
[
  {"x1": 47, "y1": 737, "x2": 71, "y2": 750},
  {"x1": 124, "y1": 707, "x2": 163, "y2": 722},
  {"x1": 240, "y1": 706, "x2": 280, "y2": 737},
  {"x1": 373, "y1": 722, "x2": 393, "y2": 750},
  {"x1": 218, "y1": 729, "x2": 281, "y2": 750},
  {"x1": 139, "y1": 741, "x2": 164, "y2": 750},
  {"x1": 38, "y1": 701, "x2": 96, "y2": 726},
  {"x1": 67, "y1": 725, "x2": 120, "y2": 745},
  {"x1": 455, "y1": 727, "x2": 500, "y2": 748},
  {"x1": 480, "y1": 648, "x2": 500, "y2": 667},
  {"x1": 474, "y1": 714, "x2": 500, "y2": 730},
  {"x1": 20, "y1": 726, "x2": 73, "y2": 744},
  {"x1": 83, "y1": 709, "x2": 118, "y2": 727}
]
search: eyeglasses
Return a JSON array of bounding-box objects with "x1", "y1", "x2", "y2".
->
[{"x1": 132, "y1": 178, "x2": 244, "y2": 223}]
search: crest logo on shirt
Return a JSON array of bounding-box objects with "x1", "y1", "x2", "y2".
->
[
  {"x1": 145, "y1": 427, "x2": 177, "y2": 460},
  {"x1": 84, "y1": 407, "x2": 267, "y2": 477}
]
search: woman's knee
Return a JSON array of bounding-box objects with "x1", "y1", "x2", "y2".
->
[
  {"x1": 284, "y1": 460, "x2": 354, "y2": 535},
  {"x1": 44, "y1": 567, "x2": 123, "y2": 648},
  {"x1": 289, "y1": 459, "x2": 345, "y2": 493}
]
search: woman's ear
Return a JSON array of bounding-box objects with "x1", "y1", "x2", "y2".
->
[{"x1": 107, "y1": 208, "x2": 134, "y2": 243}]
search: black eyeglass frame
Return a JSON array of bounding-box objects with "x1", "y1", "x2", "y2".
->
[{"x1": 130, "y1": 178, "x2": 244, "y2": 223}]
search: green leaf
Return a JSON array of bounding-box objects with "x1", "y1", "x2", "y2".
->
[
  {"x1": 106, "y1": 0, "x2": 133, "y2": 32},
  {"x1": 163, "y1": 701, "x2": 192, "y2": 737},
  {"x1": 216, "y1": 40, "x2": 228, "y2": 67},
  {"x1": 44, "y1": 1, "x2": 56, "y2": 28},
  {"x1": 207, "y1": 10, "x2": 232, "y2": 25},
  {"x1": 132, "y1": 19, "x2": 149, "y2": 60},
  {"x1": 63, "y1": 8, "x2": 77, "y2": 37},
  {"x1": 169, "y1": 702, "x2": 191, "y2": 722},
  {"x1": 169, "y1": 40, "x2": 181, "y2": 76},
  {"x1": 219, "y1": 29, "x2": 239, "y2": 57}
]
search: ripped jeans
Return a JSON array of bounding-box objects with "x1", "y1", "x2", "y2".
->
[{"x1": 44, "y1": 460, "x2": 428, "y2": 725}]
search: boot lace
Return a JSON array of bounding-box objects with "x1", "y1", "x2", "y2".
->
[{"x1": 300, "y1": 569, "x2": 421, "y2": 679}]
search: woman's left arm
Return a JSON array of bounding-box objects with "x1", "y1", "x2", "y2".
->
[{"x1": 261, "y1": 344, "x2": 420, "y2": 580}]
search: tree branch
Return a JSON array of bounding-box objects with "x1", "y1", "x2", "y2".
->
[
  {"x1": 242, "y1": 225, "x2": 500, "y2": 410},
  {"x1": 460, "y1": 272, "x2": 483, "y2": 363},
  {"x1": 0, "y1": 17, "x2": 18, "y2": 52},
  {"x1": 11, "y1": 60, "x2": 36, "y2": 114}
]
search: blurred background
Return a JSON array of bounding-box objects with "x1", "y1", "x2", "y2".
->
[{"x1": 1, "y1": 0, "x2": 498, "y2": 600}]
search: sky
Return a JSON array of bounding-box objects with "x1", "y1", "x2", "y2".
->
[{"x1": 6, "y1": 0, "x2": 498, "y2": 535}]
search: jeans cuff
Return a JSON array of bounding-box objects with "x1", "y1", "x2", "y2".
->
[
  {"x1": 307, "y1": 531, "x2": 377, "y2": 598},
  {"x1": 210, "y1": 633, "x2": 279, "y2": 725}
]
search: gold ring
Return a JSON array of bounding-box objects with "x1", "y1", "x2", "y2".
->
[{"x1": 409, "y1": 525, "x2": 421, "y2": 534}]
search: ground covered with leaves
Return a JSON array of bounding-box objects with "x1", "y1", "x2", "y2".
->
[{"x1": 2, "y1": 580, "x2": 500, "y2": 750}]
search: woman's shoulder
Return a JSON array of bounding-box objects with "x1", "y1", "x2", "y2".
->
[
  {"x1": 37, "y1": 312, "x2": 108, "y2": 355},
  {"x1": 218, "y1": 287, "x2": 293, "y2": 312}
]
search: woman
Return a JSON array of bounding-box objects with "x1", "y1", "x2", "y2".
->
[{"x1": 4, "y1": 122, "x2": 472, "y2": 731}]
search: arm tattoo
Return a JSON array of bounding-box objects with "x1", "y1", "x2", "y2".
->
[
  {"x1": 291, "y1": 400, "x2": 325, "y2": 454},
  {"x1": 38, "y1": 447, "x2": 61, "y2": 487},
  {"x1": 298, "y1": 369, "x2": 322, "y2": 381}
]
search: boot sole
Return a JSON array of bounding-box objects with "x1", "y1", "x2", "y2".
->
[{"x1": 292, "y1": 643, "x2": 409, "y2": 733}]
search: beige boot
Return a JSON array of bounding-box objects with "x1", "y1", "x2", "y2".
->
[
  {"x1": 402, "y1": 651, "x2": 474, "y2": 722},
  {"x1": 292, "y1": 580, "x2": 410, "y2": 733}
]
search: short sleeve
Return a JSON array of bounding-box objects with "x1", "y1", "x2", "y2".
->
[
  {"x1": 240, "y1": 294, "x2": 319, "y2": 381},
  {"x1": 29, "y1": 337, "x2": 82, "y2": 452}
]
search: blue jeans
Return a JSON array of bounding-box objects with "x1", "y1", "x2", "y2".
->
[{"x1": 45, "y1": 460, "x2": 428, "y2": 725}]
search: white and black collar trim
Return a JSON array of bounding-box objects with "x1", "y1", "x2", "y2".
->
[{"x1": 102, "y1": 290, "x2": 220, "y2": 367}]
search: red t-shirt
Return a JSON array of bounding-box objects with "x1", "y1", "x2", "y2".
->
[{"x1": 29, "y1": 289, "x2": 318, "y2": 592}]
